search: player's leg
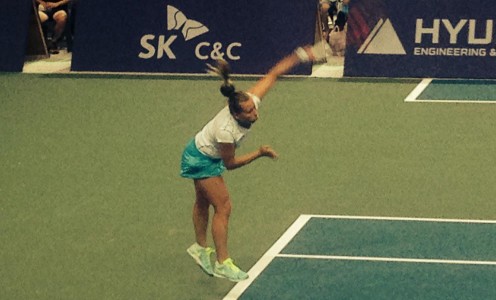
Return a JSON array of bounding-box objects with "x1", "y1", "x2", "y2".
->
[
  {"x1": 192, "y1": 179, "x2": 210, "y2": 247},
  {"x1": 187, "y1": 179, "x2": 216, "y2": 275},
  {"x1": 195, "y1": 176, "x2": 231, "y2": 262},
  {"x1": 196, "y1": 176, "x2": 248, "y2": 281}
]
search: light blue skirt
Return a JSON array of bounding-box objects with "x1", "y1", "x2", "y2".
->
[{"x1": 180, "y1": 139, "x2": 225, "y2": 179}]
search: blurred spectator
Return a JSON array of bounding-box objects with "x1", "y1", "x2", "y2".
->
[
  {"x1": 320, "y1": 0, "x2": 350, "y2": 41},
  {"x1": 334, "y1": 0, "x2": 350, "y2": 32},
  {"x1": 319, "y1": 0, "x2": 336, "y2": 42},
  {"x1": 320, "y1": 0, "x2": 350, "y2": 56},
  {"x1": 36, "y1": 0, "x2": 70, "y2": 53}
]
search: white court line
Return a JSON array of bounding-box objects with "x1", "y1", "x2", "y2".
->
[
  {"x1": 223, "y1": 214, "x2": 496, "y2": 299},
  {"x1": 304, "y1": 214, "x2": 496, "y2": 224},
  {"x1": 277, "y1": 254, "x2": 496, "y2": 266},
  {"x1": 404, "y1": 78, "x2": 432, "y2": 102},
  {"x1": 404, "y1": 78, "x2": 496, "y2": 104},
  {"x1": 406, "y1": 99, "x2": 496, "y2": 104},
  {"x1": 223, "y1": 215, "x2": 312, "y2": 300}
]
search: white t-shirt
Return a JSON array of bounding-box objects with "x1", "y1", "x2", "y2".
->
[{"x1": 195, "y1": 94, "x2": 261, "y2": 159}]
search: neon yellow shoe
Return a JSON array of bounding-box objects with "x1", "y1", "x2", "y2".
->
[
  {"x1": 187, "y1": 243, "x2": 215, "y2": 276},
  {"x1": 213, "y1": 258, "x2": 249, "y2": 282}
]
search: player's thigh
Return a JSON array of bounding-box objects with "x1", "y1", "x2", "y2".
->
[
  {"x1": 194, "y1": 177, "x2": 231, "y2": 213},
  {"x1": 193, "y1": 180, "x2": 209, "y2": 208}
]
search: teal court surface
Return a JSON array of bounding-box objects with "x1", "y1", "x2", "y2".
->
[
  {"x1": 224, "y1": 215, "x2": 496, "y2": 300},
  {"x1": 405, "y1": 79, "x2": 496, "y2": 103}
]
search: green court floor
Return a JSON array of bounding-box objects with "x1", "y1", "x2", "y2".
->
[{"x1": 2, "y1": 73, "x2": 496, "y2": 299}]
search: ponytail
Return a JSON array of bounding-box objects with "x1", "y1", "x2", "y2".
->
[
  {"x1": 220, "y1": 83, "x2": 235, "y2": 99},
  {"x1": 206, "y1": 59, "x2": 249, "y2": 114},
  {"x1": 207, "y1": 59, "x2": 233, "y2": 92}
]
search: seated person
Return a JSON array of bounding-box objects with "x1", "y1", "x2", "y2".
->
[{"x1": 36, "y1": 0, "x2": 70, "y2": 52}]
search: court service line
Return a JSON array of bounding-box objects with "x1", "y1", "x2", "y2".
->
[
  {"x1": 405, "y1": 99, "x2": 496, "y2": 104},
  {"x1": 304, "y1": 214, "x2": 496, "y2": 224},
  {"x1": 277, "y1": 253, "x2": 496, "y2": 266},
  {"x1": 404, "y1": 78, "x2": 432, "y2": 102},
  {"x1": 223, "y1": 215, "x2": 312, "y2": 300}
]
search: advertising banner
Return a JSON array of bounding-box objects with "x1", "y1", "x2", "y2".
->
[
  {"x1": 1, "y1": 0, "x2": 32, "y2": 72},
  {"x1": 345, "y1": 0, "x2": 496, "y2": 79},
  {"x1": 71, "y1": 0, "x2": 317, "y2": 75}
]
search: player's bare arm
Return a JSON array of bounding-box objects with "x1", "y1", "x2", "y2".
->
[{"x1": 218, "y1": 143, "x2": 278, "y2": 170}]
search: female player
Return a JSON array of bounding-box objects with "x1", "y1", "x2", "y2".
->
[{"x1": 181, "y1": 45, "x2": 320, "y2": 282}]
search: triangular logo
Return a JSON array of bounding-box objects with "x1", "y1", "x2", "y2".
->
[{"x1": 358, "y1": 18, "x2": 406, "y2": 55}]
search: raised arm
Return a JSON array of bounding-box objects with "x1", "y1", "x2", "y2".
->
[{"x1": 247, "y1": 46, "x2": 316, "y2": 99}]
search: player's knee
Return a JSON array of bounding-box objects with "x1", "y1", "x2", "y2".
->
[
  {"x1": 214, "y1": 198, "x2": 232, "y2": 217},
  {"x1": 195, "y1": 196, "x2": 210, "y2": 210}
]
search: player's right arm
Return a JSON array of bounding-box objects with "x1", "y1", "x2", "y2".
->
[{"x1": 218, "y1": 143, "x2": 278, "y2": 170}]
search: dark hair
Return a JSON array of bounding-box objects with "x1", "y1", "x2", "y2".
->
[{"x1": 214, "y1": 60, "x2": 249, "y2": 115}]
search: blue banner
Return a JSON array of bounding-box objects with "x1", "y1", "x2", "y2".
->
[
  {"x1": 0, "y1": 0, "x2": 32, "y2": 72},
  {"x1": 344, "y1": 0, "x2": 496, "y2": 79},
  {"x1": 72, "y1": 0, "x2": 317, "y2": 75}
]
